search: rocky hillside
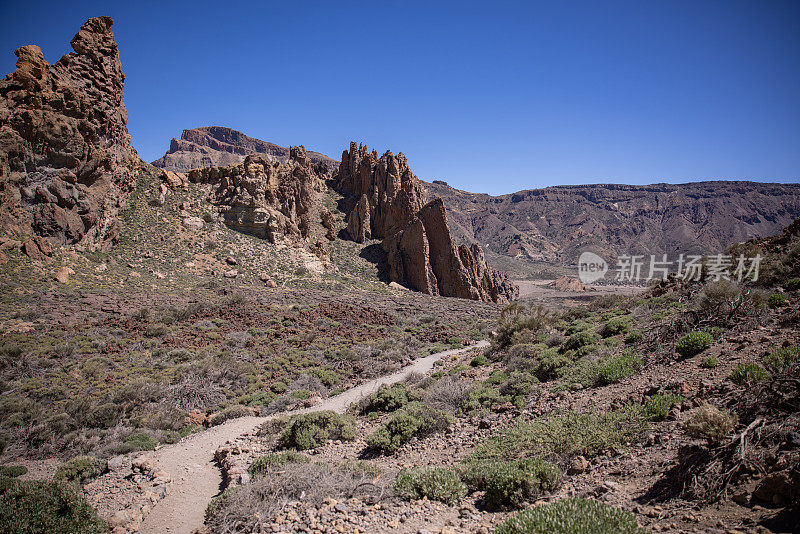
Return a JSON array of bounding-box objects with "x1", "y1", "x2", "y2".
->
[
  {"x1": 426, "y1": 180, "x2": 800, "y2": 264},
  {"x1": 151, "y1": 126, "x2": 337, "y2": 172},
  {"x1": 0, "y1": 16, "x2": 140, "y2": 251}
]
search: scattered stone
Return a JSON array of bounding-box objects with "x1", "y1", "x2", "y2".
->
[
  {"x1": 183, "y1": 217, "x2": 204, "y2": 231},
  {"x1": 54, "y1": 266, "x2": 75, "y2": 284},
  {"x1": 224, "y1": 269, "x2": 239, "y2": 279}
]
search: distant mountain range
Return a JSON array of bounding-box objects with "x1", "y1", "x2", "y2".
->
[{"x1": 152, "y1": 127, "x2": 800, "y2": 266}]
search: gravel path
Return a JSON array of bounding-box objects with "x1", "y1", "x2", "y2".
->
[{"x1": 139, "y1": 341, "x2": 489, "y2": 534}]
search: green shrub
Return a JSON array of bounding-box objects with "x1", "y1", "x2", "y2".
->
[
  {"x1": 785, "y1": 278, "x2": 800, "y2": 291},
  {"x1": 624, "y1": 331, "x2": 643, "y2": 345},
  {"x1": 394, "y1": 467, "x2": 467, "y2": 505},
  {"x1": 700, "y1": 356, "x2": 718, "y2": 368},
  {"x1": 366, "y1": 402, "x2": 452, "y2": 454},
  {"x1": 462, "y1": 387, "x2": 504, "y2": 413},
  {"x1": 209, "y1": 405, "x2": 253, "y2": 426},
  {"x1": 533, "y1": 349, "x2": 570, "y2": 381},
  {"x1": 494, "y1": 497, "x2": 646, "y2": 534},
  {"x1": 462, "y1": 459, "x2": 560, "y2": 509},
  {"x1": 499, "y1": 372, "x2": 538, "y2": 407},
  {"x1": 562, "y1": 331, "x2": 599, "y2": 352},
  {"x1": 768, "y1": 293, "x2": 789, "y2": 308},
  {"x1": 0, "y1": 466, "x2": 27, "y2": 478},
  {"x1": 0, "y1": 478, "x2": 109, "y2": 533},
  {"x1": 470, "y1": 354, "x2": 489, "y2": 367},
  {"x1": 600, "y1": 318, "x2": 629, "y2": 338},
  {"x1": 596, "y1": 351, "x2": 642, "y2": 385},
  {"x1": 642, "y1": 394, "x2": 682, "y2": 421},
  {"x1": 729, "y1": 363, "x2": 769, "y2": 386},
  {"x1": 675, "y1": 331, "x2": 714, "y2": 357},
  {"x1": 248, "y1": 452, "x2": 309, "y2": 477},
  {"x1": 684, "y1": 404, "x2": 736, "y2": 444},
  {"x1": 271, "y1": 381, "x2": 288, "y2": 394},
  {"x1": 279, "y1": 411, "x2": 356, "y2": 450},
  {"x1": 762, "y1": 346, "x2": 800, "y2": 371},
  {"x1": 359, "y1": 384, "x2": 420, "y2": 414},
  {"x1": 53, "y1": 456, "x2": 107, "y2": 486},
  {"x1": 470, "y1": 408, "x2": 646, "y2": 463},
  {"x1": 123, "y1": 432, "x2": 156, "y2": 451},
  {"x1": 145, "y1": 323, "x2": 168, "y2": 338}
]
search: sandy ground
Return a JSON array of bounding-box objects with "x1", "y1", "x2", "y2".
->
[
  {"x1": 514, "y1": 279, "x2": 645, "y2": 305},
  {"x1": 139, "y1": 341, "x2": 490, "y2": 534}
]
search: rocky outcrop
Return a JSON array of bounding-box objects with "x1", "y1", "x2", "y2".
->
[
  {"x1": 188, "y1": 146, "x2": 331, "y2": 250},
  {"x1": 152, "y1": 126, "x2": 337, "y2": 172},
  {"x1": 335, "y1": 142, "x2": 517, "y2": 303},
  {"x1": 383, "y1": 199, "x2": 518, "y2": 302},
  {"x1": 0, "y1": 17, "x2": 140, "y2": 250},
  {"x1": 336, "y1": 142, "x2": 426, "y2": 242}
]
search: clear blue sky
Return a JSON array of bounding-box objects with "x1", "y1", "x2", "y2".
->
[{"x1": 2, "y1": 0, "x2": 799, "y2": 195}]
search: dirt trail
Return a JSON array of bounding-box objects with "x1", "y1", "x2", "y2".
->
[{"x1": 139, "y1": 341, "x2": 489, "y2": 534}]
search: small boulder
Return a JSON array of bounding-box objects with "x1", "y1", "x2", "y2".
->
[
  {"x1": 225, "y1": 256, "x2": 238, "y2": 265},
  {"x1": 182, "y1": 217, "x2": 204, "y2": 231},
  {"x1": 224, "y1": 269, "x2": 238, "y2": 279},
  {"x1": 54, "y1": 266, "x2": 75, "y2": 284}
]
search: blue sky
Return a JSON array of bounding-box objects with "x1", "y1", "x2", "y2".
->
[{"x1": 1, "y1": 0, "x2": 798, "y2": 195}]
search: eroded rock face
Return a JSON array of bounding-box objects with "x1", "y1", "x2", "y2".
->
[
  {"x1": 335, "y1": 142, "x2": 517, "y2": 303},
  {"x1": 188, "y1": 146, "x2": 330, "y2": 250},
  {"x1": 152, "y1": 126, "x2": 337, "y2": 172},
  {"x1": 335, "y1": 142, "x2": 426, "y2": 242},
  {"x1": 0, "y1": 17, "x2": 140, "y2": 249}
]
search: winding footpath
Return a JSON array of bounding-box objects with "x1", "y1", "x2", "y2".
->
[{"x1": 139, "y1": 341, "x2": 489, "y2": 534}]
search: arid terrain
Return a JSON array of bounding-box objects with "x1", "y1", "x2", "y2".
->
[{"x1": 0, "y1": 15, "x2": 799, "y2": 534}]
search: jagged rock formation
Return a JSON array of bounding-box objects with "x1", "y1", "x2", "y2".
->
[
  {"x1": 188, "y1": 146, "x2": 333, "y2": 250},
  {"x1": 152, "y1": 126, "x2": 336, "y2": 172},
  {"x1": 425, "y1": 180, "x2": 800, "y2": 265},
  {"x1": 0, "y1": 17, "x2": 140, "y2": 250},
  {"x1": 335, "y1": 142, "x2": 517, "y2": 303}
]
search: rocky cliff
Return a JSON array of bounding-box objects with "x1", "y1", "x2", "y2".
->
[
  {"x1": 152, "y1": 126, "x2": 336, "y2": 172},
  {"x1": 0, "y1": 16, "x2": 140, "y2": 251},
  {"x1": 188, "y1": 146, "x2": 334, "y2": 249},
  {"x1": 335, "y1": 142, "x2": 517, "y2": 303},
  {"x1": 425, "y1": 180, "x2": 800, "y2": 264}
]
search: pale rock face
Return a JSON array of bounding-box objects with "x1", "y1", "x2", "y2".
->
[
  {"x1": 187, "y1": 147, "x2": 331, "y2": 254},
  {"x1": 0, "y1": 17, "x2": 140, "y2": 250},
  {"x1": 335, "y1": 142, "x2": 517, "y2": 303}
]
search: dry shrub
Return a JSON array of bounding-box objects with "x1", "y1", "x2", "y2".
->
[
  {"x1": 205, "y1": 461, "x2": 389, "y2": 531},
  {"x1": 167, "y1": 372, "x2": 225, "y2": 411},
  {"x1": 683, "y1": 404, "x2": 736, "y2": 444},
  {"x1": 422, "y1": 377, "x2": 475, "y2": 414}
]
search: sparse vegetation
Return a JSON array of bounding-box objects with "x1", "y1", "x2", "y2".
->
[
  {"x1": 53, "y1": 456, "x2": 107, "y2": 486},
  {"x1": 495, "y1": 497, "x2": 646, "y2": 534},
  {"x1": 675, "y1": 331, "x2": 714, "y2": 357},
  {"x1": 394, "y1": 467, "x2": 467, "y2": 505},
  {"x1": 366, "y1": 402, "x2": 452, "y2": 453},
  {"x1": 461, "y1": 458, "x2": 560, "y2": 509},
  {"x1": 683, "y1": 404, "x2": 736, "y2": 444},
  {"x1": 279, "y1": 411, "x2": 356, "y2": 450}
]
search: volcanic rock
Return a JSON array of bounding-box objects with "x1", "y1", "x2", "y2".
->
[
  {"x1": 335, "y1": 142, "x2": 517, "y2": 303},
  {"x1": 0, "y1": 17, "x2": 140, "y2": 250},
  {"x1": 188, "y1": 146, "x2": 329, "y2": 248},
  {"x1": 152, "y1": 126, "x2": 336, "y2": 172}
]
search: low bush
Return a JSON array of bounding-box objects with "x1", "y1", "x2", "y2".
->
[
  {"x1": 462, "y1": 458, "x2": 560, "y2": 509},
  {"x1": 462, "y1": 387, "x2": 504, "y2": 413},
  {"x1": 53, "y1": 456, "x2": 107, "y2": 486},
  {"x1": 700, "y1": 356, "x2": 718, "y2": 369},
  {"x1": 470, "y1": 408, "x2": 646, "y2": 464},
  {"x1": 209, "y1": 405, "x2": 253, "y2": 426},
  {"x1": 532, "y1": 349, "x2": 570, "y2": 381},
  {"x1": 600, "y1": 317, "x2": 629, "y2": 338},
  {"x1": 358, "y1": 384, "x2": 420, "y2": 414},
  {"x1": 729, "y1": 363, "x2": 769, "y2": 386},
  {"x1": 596, "y1": 351, "x2": 642, "y2": 385},
  {"x1": 768, "y1": 293, "x2": 789, "y2": 308},
  {"x1": 786, "y1": 278, "x2": 800, "y2": 291},
  {"x1": 0, "y1": 478, "x2": 108, "y2": 533},
  {"x1": 562, "y1": 330, "x2": 599, "y2": 352},
  {"x1": 494, "y1": 497, "x2": 646, "y2": 534},
  {"x1": 683, "y1": 404, "x2": 736, "y2": 444},
  {"x1": 248, "y1": 452, "x2": 309, "y2": 477},
  {"x1": 279, "y1": 411, "x2": 356, "y2": 450},
  {"x1": 123, "y1": 432, "x2": 156, "y2": 452},
  {"x1": 624, "y1": 331, "x2": 643, "y2": 345},
  {"x1": 675, "y1": 331, "x2": 714, "y2": 357},
  {"x1": 762, "y1": 346, "x2": 799, "y2": 371},
  {"x1": 642, "y1": 394, "x2": 682, "y2": 421},
  {"x1": 394, "y1": 467, "x2": 467, "y2": 505},
  {"x1": 366, "y1": 402, "x2": 452, "y2": 454},
  {"x1": 0, "y1": 466, "x2": 27, "y2": 478},
  {"x1": 470, "y1": 354, "x2": 489, "y2": 367}
]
